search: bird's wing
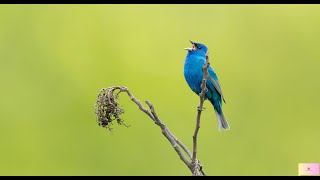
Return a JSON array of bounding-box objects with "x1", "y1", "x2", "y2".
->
[{"x1": 207, "y1": 67, "x2": 226, "y2": 103}]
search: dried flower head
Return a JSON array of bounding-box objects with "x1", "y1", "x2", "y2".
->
[{"x1": 94, "y1": 87, "x2": 127, "y2": 131}]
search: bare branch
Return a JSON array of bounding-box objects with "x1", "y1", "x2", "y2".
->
[
  {"x1": 94, "y1": 53, "x2": 212, "y2": 176},
  {"x1": 145, "y1": 101, "x2": 192, "y2": 169},
  {"x1": 94, "y1": 86, "x2": 196, "y2": 174},
  {"x1": 167, "y1": 132, "x2": 192, "y2": 159},
  {"x1": 191, "y1": 53, "x2": 210, "y2": 176}
]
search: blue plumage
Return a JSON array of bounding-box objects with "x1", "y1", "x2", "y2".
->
[{"x1": 184, "y1": 41, "x2": 229, "y2": 131}]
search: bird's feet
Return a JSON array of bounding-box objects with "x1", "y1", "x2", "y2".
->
[{"x1": 197, "y1": 106, "x2": 206, "y2": 111}]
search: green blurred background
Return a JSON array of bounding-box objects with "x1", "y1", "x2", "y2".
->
[{"x1": 0, "y1": 4, "x2": 319, "y2": 176}]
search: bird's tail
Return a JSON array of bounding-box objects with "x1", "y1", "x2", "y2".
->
[{"x1": 214, "y1": 109, "x2": 230, "y2": 131}]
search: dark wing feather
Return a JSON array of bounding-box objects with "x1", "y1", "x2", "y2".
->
[{"x1": 207, "y1": 68, "x2": 226, "y2": 103}]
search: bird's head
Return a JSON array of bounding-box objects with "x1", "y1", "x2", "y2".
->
[{"x1": 184, "y1": 40, "x2": 208, "y2": 55}]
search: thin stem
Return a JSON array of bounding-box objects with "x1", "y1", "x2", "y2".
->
[
  {"x1": 145, "y1": 101, "x2": 192, "y2": 169},
  {"x1": 96, "y1": 56, "x2": 211, "y2": 176},
  {"x1": 99, "y1": 86, "x2": 194, "y2": 172},
  {"x1": 191, "y1": 53, "x2": 210, "y2": 175}
]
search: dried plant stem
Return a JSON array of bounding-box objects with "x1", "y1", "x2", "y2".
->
[
  {"x1": 94, "y1": 55, "x2": 210, "y2": 176},
  {"x1": 191, "y1": 53, "x2": 210, "y2": 176}
]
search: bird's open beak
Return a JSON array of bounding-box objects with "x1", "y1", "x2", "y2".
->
[{"x1": 184, "y1": 40, "x2": 195, "y2": 51}]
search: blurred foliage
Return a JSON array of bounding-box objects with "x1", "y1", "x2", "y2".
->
[{"x1": 0, "y1": 4, "x2": 320, "y2": 175}]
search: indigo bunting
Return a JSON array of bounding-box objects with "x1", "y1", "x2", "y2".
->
[{"x1": 184, "y1": 41, "x2": 230, "y2": 131}]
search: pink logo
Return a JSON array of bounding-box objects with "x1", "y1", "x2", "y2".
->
[{"x1": 299, "y1": 163, "x2": 319, "y2": 176}]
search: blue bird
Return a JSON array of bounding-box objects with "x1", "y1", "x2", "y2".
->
[{"x1": 184, "y1": 40, "x2": 230, "y2": 131}]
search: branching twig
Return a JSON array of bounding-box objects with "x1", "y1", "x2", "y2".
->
[
  {"x1": 94, "y1": 86, "x2": 194, "y2": 172},
  {"x1": 94, "y1": 54, "x2": 211, "y2": 176},
  {"x1": 191, "y1": 52, "x2": 210, "y2": 176},
  {"x1": 145, "y1": 101, "x2": 192, "y2": 169}
]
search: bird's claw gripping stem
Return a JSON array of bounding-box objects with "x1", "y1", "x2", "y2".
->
[{"x1": 197, "y1": 106, "x2": 206, "y2": 111}]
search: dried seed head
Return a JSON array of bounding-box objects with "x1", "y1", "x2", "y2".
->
[{"x1": 94, "y1": 87, "x2": 127, "y2": 131}]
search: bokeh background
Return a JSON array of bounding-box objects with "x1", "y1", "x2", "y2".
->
[{"x1": 0, "y1": 4, "x2": 320, "y2": 176}]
